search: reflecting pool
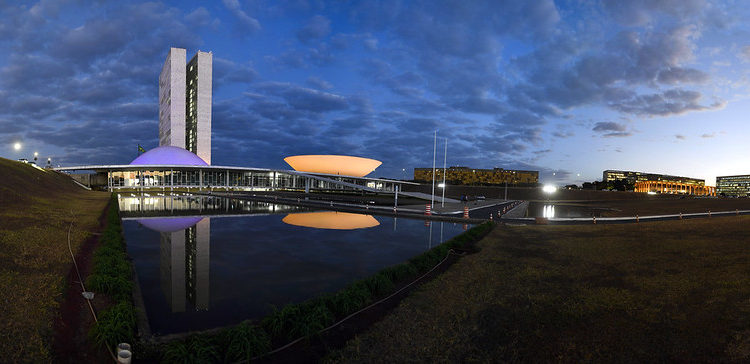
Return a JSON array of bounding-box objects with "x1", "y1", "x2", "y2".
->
[
  {"x1": 120, "y1": 195, "x2": 470, "y2": 335},
  {"x1": 527, "y1": 202, "x2": 604, "y2": 218}
]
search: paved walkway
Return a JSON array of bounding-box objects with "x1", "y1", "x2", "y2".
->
[
  {"x1": 399, "y1": 198, "x2": 513, "y2": 215},
  {"x1": 501, "y1": 208, "x2": 750, "y2": 225},
  {"x1": 399, "y1": 191, "x2": 461, "y2": 203}
]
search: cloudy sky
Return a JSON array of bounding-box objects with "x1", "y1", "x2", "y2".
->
[{"x1": 1, "y1": 0, "x2": 749, "y2": 184}]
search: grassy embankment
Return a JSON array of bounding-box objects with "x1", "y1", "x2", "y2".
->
[
  {"x1": 135, "y1": 222, "x2": 493, "y2": 362},
  {"x1": 0, "y1": 158, "x2": 109, "y2": 361},
  {"x1": 330, "y1": 217, "x2": 750, "y2": 362}
]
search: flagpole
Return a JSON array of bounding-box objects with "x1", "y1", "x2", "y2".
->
[
  {"x1": 431, "y1": 131, "x2": 437, "y2": 209},
  {"x1": 442, "y1": 137, "x2": 447, "y2": 207}
]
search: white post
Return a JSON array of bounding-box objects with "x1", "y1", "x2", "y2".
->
[
  {"x1": 441, "y1": 137, "x2": 447, "y2": 207},
  {"x1": 394, "y1": 184, "x2": 399, "y2": 208},
  {"x1": 431, "y1": 130, "x2": 437, "y2": 209}
]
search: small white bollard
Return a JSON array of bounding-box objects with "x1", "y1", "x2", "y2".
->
[
  {"x1": 116, "y1": 343, "x2": 131, "y2": 364},
  {"x1": 117, "y1": 350, "x2": 132, "y2": 364}
]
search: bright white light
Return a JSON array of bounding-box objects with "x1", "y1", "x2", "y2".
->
[
  {"x1": 34, "y1": 152, "x2": 38, "y2": 157},
  {"x1": 542, "y1": 185, "x2": 556, "y2": 193},
  {"x1": 13, "y1": 142, "x2": 21, "y2": 151},
  {"x1": 438, "y1": 183, "x2": 445, "y2": 188},
  {"x1": 543, "y1": 205, "x2": 555, "y2": 218},
  {"x1": 647, "y1": 191, "x2": 657, "y2": 195}
]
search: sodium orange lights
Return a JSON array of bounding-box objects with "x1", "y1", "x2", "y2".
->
[
  {"x1": 284, "y1": 155, "x2": 382, "y2": 177},
  {"x1": 282, "y1": 211, "x2": 380, "y2": 230}
]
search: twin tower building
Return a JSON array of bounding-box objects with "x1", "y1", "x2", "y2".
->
[{"x1": 158, "y1": 48, "x2": 213, "y2": 165}]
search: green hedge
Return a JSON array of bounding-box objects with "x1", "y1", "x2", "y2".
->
[
  {"x1": 155, "y1": 221, "x2": 494, "y2": 362},
  {"x1": 87, "y1": 194, "x2": 137, "y2": 350}
]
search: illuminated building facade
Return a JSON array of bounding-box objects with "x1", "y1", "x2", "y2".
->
[
  {"x1": 58, "y1": 147, "x2": 409, "y2": 193},
  {"x1": 159, "y1": 47, "x2": 212, "y2": 165},
  {"x1": 603, "y1": 170, "x2": 704, "y2": 185},
  {"x1": 634, "y1": 180, "x2": 716, "y2": 196},
  {"x1": 716, "y1": 175, "x2": 750, "y2": 197},
  {"x1": 414, "y1": 166, "x2": 538, "y2": 185}
]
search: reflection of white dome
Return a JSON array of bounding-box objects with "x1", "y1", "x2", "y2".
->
[
  {"x1": 282, "y1": 211, "x2": 380, "y2": 230},
  {"x1": 284, "y1": 155, "x2": 381, "y2": 177},
  {"x1": 138, "y1": 217, "x2": 204, "y2": 232},
  {"x1": 130, "y1": 146, "x2": 208, "y2": 166}
]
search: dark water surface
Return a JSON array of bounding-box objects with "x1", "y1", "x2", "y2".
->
[{"x1": 120, "y1": 195, "x2": 469, "y2": 335}]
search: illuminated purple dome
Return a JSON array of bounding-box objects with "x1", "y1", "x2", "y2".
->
[
  {"x1": 130, "y1": 146, "x2": 208, "y2": 166},
  {"x1": 137, "y1": 217, "x2": 204, "y2": 232}
]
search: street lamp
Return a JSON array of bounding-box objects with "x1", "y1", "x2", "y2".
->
[
  {"x1": 13, "y1": 142, "x2": 21, "y2": 151},
  {"x1": 34, "y1": 152, "x2": 38, "y2": 163}
]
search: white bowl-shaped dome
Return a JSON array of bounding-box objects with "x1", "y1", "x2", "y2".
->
[
  {"x1": 284, "y1": 155, "x2": 381, "y2": 177},
  {"x1": 130, "y1": 146, "x2": 208, "y2": 166}
]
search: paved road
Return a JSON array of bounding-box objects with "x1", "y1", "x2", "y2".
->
[{"x1": 501, "y1": 209, "x2": 750, "y2": 225}]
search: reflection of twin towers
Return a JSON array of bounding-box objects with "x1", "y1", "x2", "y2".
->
[{"x1": 140, "y1": 217, "x2": 210, "y2": 313}]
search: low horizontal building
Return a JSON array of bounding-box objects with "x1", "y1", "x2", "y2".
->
[
  {"x1": 414, "y1": 166, "x2": 538, "y2": 186},
  {"x1": 56, "y1": 146, "x2": 412, "y2": 194},
  {"x1": 634, "y1": 180, "x2": 715, "y2": 196},
  {"x1": 716, "y1": 175, "x2": 750, "y2": 197},
  {"x1": 604, "y1": 170, "x2": 705, "y2": 186}
]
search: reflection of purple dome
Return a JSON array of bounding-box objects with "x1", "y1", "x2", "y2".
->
[
  {"x1": 137, "y1": 217, "x2": 204, "y2": 232},
  {"x1": 130, "y1": 146, "x2": 208, "y2": 166}
]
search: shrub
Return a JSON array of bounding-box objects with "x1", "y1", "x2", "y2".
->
[
  {"x1": 89, "y1": 301, "x2": 136, "y2": 348},
  {"x1": 223, "y1": 321, "x2": 271, "y2": 362},
  {"x1": 382, "y1": 263, "x2": 418, "y2": 283},
  {"x1": 86, "y1": 274, "x2": 132, "y2": 301},
  {"x1": 262, "y1": 304, "x2": 301, "y2": 341},
  {"x1": 87, "y1": 193, "x2": 137, "y2": 352},
  {"x1": 364, "y1": 272, "x2": 395, "y2": 297},
  {"x1": 162, "y1": 334, "x2": 218, "y2": 363},
  {"x1": 292, "y1": 300, "x2": 334, "y2": 339}
]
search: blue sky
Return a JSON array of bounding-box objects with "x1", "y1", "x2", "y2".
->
[{"x1": 1, "y1": 0, "x2": 749, "y2": 185}]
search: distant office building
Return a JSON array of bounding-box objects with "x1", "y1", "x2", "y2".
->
[
  {"x1": 414, "y1": 166, "x2": 538, "y2": 185},
  {"x1": 603, "y1": 170, "x2": 704, "y2": 186},
  {"x1": 716, "y1": 175, "x2": 750, "y2": 197},
  {"x1": 159, "y1": 47, "x2": 213, "y2": 165}
]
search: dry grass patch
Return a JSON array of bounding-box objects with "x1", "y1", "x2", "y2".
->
[
  {"x1": 329, "y1": 217, "x2": 750, "y2": 362},
  {"x1": 0, "y1": 158, "x2": 109, "y2": 362}
]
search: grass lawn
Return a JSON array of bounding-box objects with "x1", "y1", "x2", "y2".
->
[
  {"x1": 0, "y1": 158, "x2": 109, "y2": 362},
  {"x1": 587, "y1": 198, "x2": 750, "y2": 217},
  {"x1": 329, "y1": 217, "x2": 750, "y2": 362}
]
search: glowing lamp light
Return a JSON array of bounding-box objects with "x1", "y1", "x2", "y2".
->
[
  {"x1": 13, "y1": 142, "x2": 21, "y2": 151},
  {"x1": 542, "y1": 185, "x2": 557, "y2": 193},
  {"x1": 438, "y1": 183, "x2": 446, "y2": 188}
]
